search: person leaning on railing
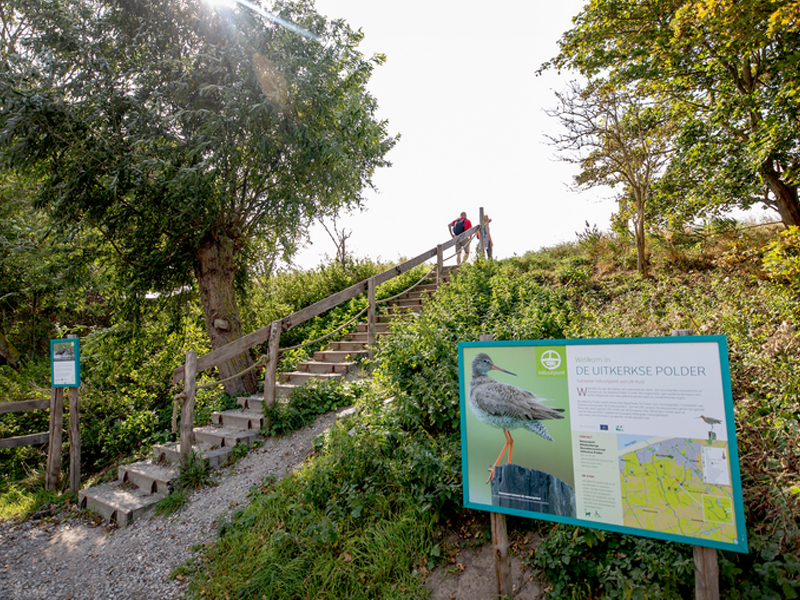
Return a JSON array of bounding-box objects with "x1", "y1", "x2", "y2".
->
[{"x1": 448, "y1": 211, "x2": 473, "y2": 265}]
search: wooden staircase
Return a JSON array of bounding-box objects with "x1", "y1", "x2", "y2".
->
[{"x1": 78, "y1": 270, "x2": 454, "y2": 527}]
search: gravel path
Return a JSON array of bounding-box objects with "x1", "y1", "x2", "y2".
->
[{"x1": 0, "y1": 412, "x2": 339, "y2": 600}]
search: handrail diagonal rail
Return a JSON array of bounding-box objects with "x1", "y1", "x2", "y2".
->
[{"x1": 171, "y1": 224, "x2": 479, "y2": 385}]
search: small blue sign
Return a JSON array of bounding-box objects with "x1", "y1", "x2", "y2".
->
[{"x1": 51, "y1": 338, "x2": 81, "y2": 388}]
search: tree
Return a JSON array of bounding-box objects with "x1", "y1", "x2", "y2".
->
[
  {"x1": 546, "y1": 0, "x2": 800, "y2": 228},
  {"x1": 319, "y1": 216, "x2": 352, "y2": 269},
  {"x1": 547, "y1": 81, "x2": 674, "y2": 275},
  {"x1": 0, "y1": 0, "x2": 396, "y2": 393}
]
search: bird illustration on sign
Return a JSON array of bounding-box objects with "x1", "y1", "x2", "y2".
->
[
  {"x1": 469, "y1": 353, "x2": 565, "y2": 483},
  {"x1": 697, "y1": 415, "x2": 722, "y2": 431}
]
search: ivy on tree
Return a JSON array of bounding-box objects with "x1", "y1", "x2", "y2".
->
[{"x1": 0, "y1": 0, "x2": 396, "y2": 393}]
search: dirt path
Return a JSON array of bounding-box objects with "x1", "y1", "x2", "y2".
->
[{"x1": 1, "y1": 410, "x2": 546, "y2": 600}]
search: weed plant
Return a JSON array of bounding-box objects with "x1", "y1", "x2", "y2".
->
[{"x1": 154, "y1": 450, "x2": 215, "y2": 517}]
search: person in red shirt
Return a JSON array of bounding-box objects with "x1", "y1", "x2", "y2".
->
[{"x1": 448, "y1": 211, "x2": 472, "y2": 265}]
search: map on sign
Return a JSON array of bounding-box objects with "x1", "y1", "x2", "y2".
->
[
  {"x1": 459, "y1": 336, "x2": 748, "y2": 554},
  {"x1": 618, "y1": 436, "x2": 737, "y2": 544}
]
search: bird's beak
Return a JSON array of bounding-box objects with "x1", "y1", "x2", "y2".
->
[{"x1": 491, "y1": 365, "x2": 517, "y2": 376}]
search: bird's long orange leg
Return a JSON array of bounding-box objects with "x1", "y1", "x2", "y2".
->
[
  {"x1": 487, "y1": 430, "x2": 515, "y2": 483},
  {"x1": 505, "y1": 430, "x2": 515, "y2": 465}
]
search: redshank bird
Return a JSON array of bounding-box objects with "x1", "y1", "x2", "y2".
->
[
  {"x1": 697, "y1": 415, "x2": 722, "y2": 431},
  {"x1": 469, "y1": 353, "x2": 565, "y2": 483}
]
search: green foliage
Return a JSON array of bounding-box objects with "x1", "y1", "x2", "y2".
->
[
  {"x1": 242, "y1": 260, "x2": 431, "y2": 371},
  {"x1": 263, "y1": 379, "x2": 366, "y2": 436},
  {"x1": 175, "y1": 450, "x2": 215, "y2": 491},
  {"x1": 762, "y1": 226, "x2": 800, "y2": 291},
  {"x1": 155, "y1": 450, "x2": 215, "y2": 517},
  {"x1": 190, "y1": 465, "x2": 436, "y2": 599},
  {"x1": 154, "y1": 488, "x2": 189, "y2": 517},
  {"x1": 547, "y1": 0, "x2": 800, "y2": 225},
  {"x1": 531, "y1": 525, "x2": 694, "y2": 599},
  {"x1": 0, "y1": 468, "x2": 62, "y2": 521}
]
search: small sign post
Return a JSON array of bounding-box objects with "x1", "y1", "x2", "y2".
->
[
  {"x1": 47, "y1": 338, "x2": 81, "y2": 491},
  {"x1": 51, "y1": 338, "x2": 81, "y2": 388}
]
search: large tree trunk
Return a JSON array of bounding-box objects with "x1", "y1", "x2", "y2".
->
[
  {"x1": 194, "y1": 235, "x2": 257, "y2": 396},
  {"x1": 761, "y1": 159, "x2": 800, "y2": 226}
]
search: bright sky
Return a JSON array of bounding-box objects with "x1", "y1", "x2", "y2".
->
[{"x1": 292, "y1": 0, "x2": 617, "y2": 270}]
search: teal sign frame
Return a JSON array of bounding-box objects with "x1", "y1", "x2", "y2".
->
[
  {"x1": 459, "y1": 335, "x2": 748, "y2": 554},
  {"x1": 51, "y1": 338, "x2": 81, "y2": 388}
]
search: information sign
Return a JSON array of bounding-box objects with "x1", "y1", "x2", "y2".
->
[
  {"x1": 459, "y1": 336, "x2": 747, "y2": 553},
  {"x1": 51, "y1": 338, "x2": 81, "y2": 388}
]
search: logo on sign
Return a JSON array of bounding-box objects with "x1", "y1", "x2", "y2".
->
[{"x1": 541, "y1": 350, "x2": 562, "y2": 370}]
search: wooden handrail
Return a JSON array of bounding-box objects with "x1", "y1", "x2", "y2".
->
[
  {"x1": 0, "y1": 398, "x2": 50, "y2": 413},
  {"x1": 171, "y1": 225, "x2": 480, "y2": 385},
  {"x1": 0, "y1": 399, "x2": 50, "y2": 450}
]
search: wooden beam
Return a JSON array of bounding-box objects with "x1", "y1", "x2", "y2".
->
[
  {"x1": 0, "y1": 398, "x2": 50, "y2": 414},
  {"x1": 0, "y1": 432, "x2": 48, "y2": 450},
  {"x1": 46, "y1": 387, "x2": 64, "y2": 491},
  {"x1": 263, "y1": 321, "x2": 281, "y2": 410},
  {"x1": 180, "y1": 351, "x2": 197, "y2": 461},
  {"x1": 68, "y1": 387, "x2": 81, "y2": 494},
  {"x1": 368, "y1": 278, "x2": 376, "y2": 360},
  {"x1": 490, "y1": 511, "x2": 511, "y2": 597}
]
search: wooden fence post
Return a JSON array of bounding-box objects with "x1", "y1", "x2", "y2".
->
[
  {"x1": 68, "y1": 387, "x2": 80, "y2": 494},
  {"x1": 672, "y1": 328, "x2": 720, "y2": 600},
  {"x1": 368, "y1": 277, "x2": 377, "y2": 360},
  {"x1": 45, "y1": 387, "x2": 64, "y2": 491},
  {"x1": 437, "y1": 244, "x2": 444, "y2": 283},
  {"x1": 263, "y1": 321, "x2": 281, "y2": 410},
  {"x1": 180, "y1": 350, "x2": 197, "y2": 461},
  {"x1": 477, "y1": 206, "x2": 485, "y2": 260}
]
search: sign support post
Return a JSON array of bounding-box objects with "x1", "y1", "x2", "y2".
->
[
  {"x1": 480, "y1": 333, "x2": 511, "y2": 596},
  {"x1": 672, "y1": 329, "x2": 720, "y2": 600}
]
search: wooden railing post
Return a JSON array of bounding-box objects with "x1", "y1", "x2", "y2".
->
[
  {"x1": 437, "y1": 244, "x2": 444, "y2": 283},
  {"x1": 477, "y1": 206, "x2": 485, "y2": 260},
  {"x1": 181, "y1": 351, "x2": 197, "y2": 461},
  {"x1": 68, "y1": 387, "x2": 80, "y2": 494},
  {"x1": 263, "y1": 321, "x2": 281, "y2": 409},
  {"x1": 368, "y1": 277, "x2": 377, "y2": 360},
  {"x1": 672, "y1": 328, "x2": 720, "y2": 600},
  {"x1": 45, "y1": 387, "x2": 64, "y2": 491}
]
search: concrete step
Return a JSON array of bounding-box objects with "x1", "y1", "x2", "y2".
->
[
  {"x1": 313, "y1": 349, "x2": 369, "y2": 363},
  {"x1": 296, "y1": 361, "x2": 355, "y2": 374},
  {"x1": 238, "y1": 395, "x2": 264, "y2": 411},
  {"x1": 192, "y1": 424, "x2": 260, "y2": 449},
  {"x1": 279, "y1": 371, "x2": 344, "y2": 385},
  {"x1": 211, "y1": 408, "x2": 265, "y2": 430},
  {"x1": 78, "y1": 480, "x2": 166, "y2": 528},
  {"x1": 327, "y1": 340, "x2": 368, "y2": 352},
  {"x1": 152, "y1": 440, "x2": 234, "y2": 469},
  {"x1": 394, "y1": 291, "x2": 429, "y2": 301},
  {"x1": 118, "y1": 459, "x2": 177, "y2": 495},
  {"x1": 276, "y1": 383, "x2": 297, "y2": 398},
  {"x1": 355, "y1": 323, "x2": 390, "y2": 333},
  {"x1": 391, "y1": 299, "x2": 424, "y2": 309},
  {"x1": 344, "y1": 331, "x2": 392, "y2": 343}
]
